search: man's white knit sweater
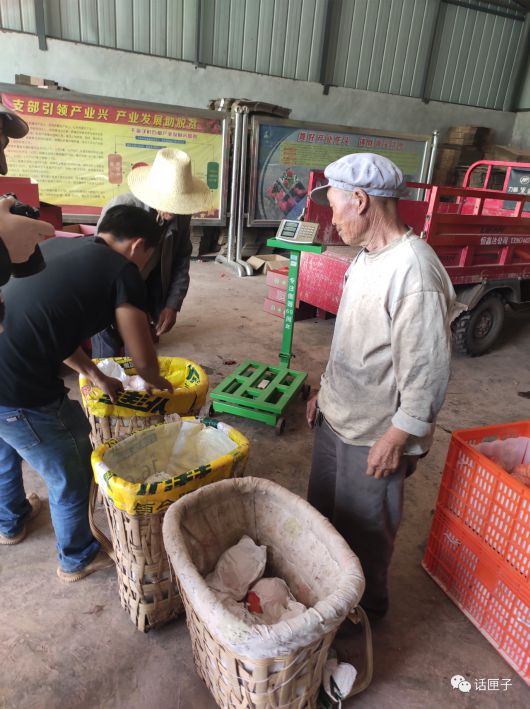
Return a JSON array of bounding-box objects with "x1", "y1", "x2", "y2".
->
[{"x1": 318, "y1": 232, "x2": 461, "y2": 455}]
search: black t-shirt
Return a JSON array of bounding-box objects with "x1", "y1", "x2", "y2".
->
[{"x1": 0, "y1": 236, "x2": 147, "y2": 407}]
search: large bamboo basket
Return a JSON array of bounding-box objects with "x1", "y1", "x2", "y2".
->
[
  {"x1": 163, "y1": 477, "x2": 373, "y2": 707},
  {"x1": 90, "y1": 418, "x2": 250, "y2": 632},
  {"x1": 91, "y1": 488, "x2": 183, "y2": 632},
  {"x1": 80, "y1": 356, "x2": 209, "y2": 447}
]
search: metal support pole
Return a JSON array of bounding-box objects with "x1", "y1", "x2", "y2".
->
[
  {"x1": 426, "y1": 130, "x2": 439, "y2": 184},
  {"x1": 194, "y1": 0, "x2": 203, "y2": 68},
  {"x1": 420, "y1": 0, "x2": 443, "y2": 104},
  {"x1": 235, "y1": 108, "x2": 253, "y2": 276},
  {"x1": 505, "y1": 13, "x2": 530, "y2": 111},
  {"x1": 318, "y1": 0, "x2": 342, "y2": 92},
  {"x1": 34, "y1": 0, "x2": 48, "y2": 50},
  {"x1": 216, "y1": 107, "x2": 246, "y2": 276}
]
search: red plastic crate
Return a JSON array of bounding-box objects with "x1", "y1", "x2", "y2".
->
[
  {"x1": 423, "y1": 508, "x2": 530, "y2": 685},
  {"x1": 298, "y1": 250, "x2": 351, "y2": 316},
  {"x1": 267, "y1": 287, "x2": 286, "y2": 304},
  {"x1": 265, "y1": 266, "x2": 289, "y2": 290},
  {"x1": 436, "y1": 421, "x2": 530, "y2": 582}
]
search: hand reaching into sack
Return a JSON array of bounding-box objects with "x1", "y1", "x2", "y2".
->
[{"x1": 142, "y1": 374, "x2": 173, "y2": 394}]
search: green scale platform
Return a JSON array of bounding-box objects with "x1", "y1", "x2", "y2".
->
[{"x1": 210, "y1": 238, "x2": 325, "y2": 433}]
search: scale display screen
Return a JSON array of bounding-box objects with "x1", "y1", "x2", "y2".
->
[
  {"x1": 279, "y1": 221, "x2": 298, "y2": 239},
  {"x1": 275, "y1": 219, "x2": 319, "y2": 244}
]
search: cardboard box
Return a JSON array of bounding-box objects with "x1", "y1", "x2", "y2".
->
[
  {"x1": 445, "y1": 126, "x2": 493, "y2": 148},
  {"x1": 15, "y1": 74, "x2": 58, "y2": 87},
  {"x1": 265, "y1": 266, "x2": 289, "y2": 289},
  {"x1": 484, "y1": 145, "x2": 530, "y2": 163},
  {"x1": 247, "y1": 254, "x2": 290, "y2": 274}
]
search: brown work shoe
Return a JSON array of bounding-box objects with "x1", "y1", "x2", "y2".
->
[
  {"x1": 56, "y1": 550, "x2": 113, "y2": 583},
  {"x1": 0, "y1": 493, "x2": 42, "y2": 545}
]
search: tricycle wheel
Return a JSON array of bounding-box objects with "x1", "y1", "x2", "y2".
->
[
  {"x1": 275, "y1": 417, "x2": 286, "y2": 435},
  {"x1": 301, "y1": 384, "x2": 311, "y2": 401},
  {"x1": 453, "y1": 292, "x2": 505, "y2": 356}
]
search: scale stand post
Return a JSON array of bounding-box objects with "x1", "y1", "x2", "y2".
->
[
  {"x1": 208, "y1": 237, "x2": 325, "y2": 433},
  {"x1": 266, "y1": 238, "x2": 325, "y2": 368}
]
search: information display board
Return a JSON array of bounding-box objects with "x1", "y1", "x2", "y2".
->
[
  {"x1": 248, "y1": 116, "x2": 432, "y2": 226},
  {"x1": 0, "y1": 84, "x2": 229, "y2": 224}
]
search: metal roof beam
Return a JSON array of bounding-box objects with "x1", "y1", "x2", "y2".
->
[{"x1": 444, "y1": 0, "x2": 525, "y2": 21}]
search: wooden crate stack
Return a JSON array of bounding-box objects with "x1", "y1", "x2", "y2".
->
[
  {"x1": 433, "y1": 126, "x2": 493, "y2": 186},
  {"x1": 15, "y1": 74, "x2": 70, "y2": 91}
]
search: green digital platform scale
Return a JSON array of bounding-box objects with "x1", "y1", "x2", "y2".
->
[{"x1": 209, "y1": 222, "x2": 325, "y2": 434}]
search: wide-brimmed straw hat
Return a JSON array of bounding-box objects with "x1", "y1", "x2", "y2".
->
[
  {"x1": 0, "y1": 102, "x2": 29, "y2": 139},
  {"x1": 127, "y1": 148, "x2": 211, "y2": 214}
]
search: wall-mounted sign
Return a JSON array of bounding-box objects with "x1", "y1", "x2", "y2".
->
[
  {"x1": 1, "y1": 84, "x2": 230, "y2": 224},
  {"x1": 248, "y1": 116, "x2": 432, "y2": 226}
]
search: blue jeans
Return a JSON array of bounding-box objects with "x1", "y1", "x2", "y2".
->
[
  {"x1": 0, "y1": 396, "x2": 100, "y2": 571},
  {"x1": 91, "y1": 326, "x2": 124, "y2": 358}
]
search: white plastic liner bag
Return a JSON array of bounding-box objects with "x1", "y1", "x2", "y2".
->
[{"x1": 100, "y1": 418, "x2": 238, "y2": 484}]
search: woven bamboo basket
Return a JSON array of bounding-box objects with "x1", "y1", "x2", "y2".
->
[
  {"x1": 163, "y1": 477, "x2": 372, "y2": 707},
  {"x1": 90, "y1": 418, "x2": 250, "y2": 632},
  {"x1": 85, "y1": 412, "x2": 164, "y2": 448},
  {"x1": 179, "y1": 587, "x2": 371, "y2": 707},
  {"x1": 90, "y1": 485, "x2": 183, "y2": 632},
  {"x1": 80, "y1": 356, "x2": 209, "y2": 447}
]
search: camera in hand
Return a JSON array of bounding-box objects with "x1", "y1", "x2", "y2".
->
[{"x1": 3, "y1": 192, "x2": 46, "y2": 277}]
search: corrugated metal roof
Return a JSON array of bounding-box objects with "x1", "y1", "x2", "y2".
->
[
  {"x1": 332, "y1": 0, "x2": 440, "y2": 96},
  {"x1": 199, "y1": 0, "x2": 326, "y2": 80},
  {"x1": 426, "y1": 1, "x2": 525, "y2": 108},
  {"x1": 0, "y1": 0, "x2": 36, "y2": 32},
  {"x1": 0, "y1": 0, "x2": 527, "y2": 111}
]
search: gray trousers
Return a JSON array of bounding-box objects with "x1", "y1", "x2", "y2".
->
[{"x1": 308, "y1": 415, "x2": 417, "y2": 619}]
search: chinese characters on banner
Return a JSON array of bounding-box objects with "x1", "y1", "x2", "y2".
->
[{"x1": 1, "y1": 92, "x2": 225, "y2": 220}]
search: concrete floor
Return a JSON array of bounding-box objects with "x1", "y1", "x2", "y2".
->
[{"x1": 1, "y1": 259, "x2": 530, "y2": 709}]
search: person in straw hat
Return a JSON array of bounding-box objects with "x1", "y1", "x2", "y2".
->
[{"x1": 92, "y1": 148, "x2": 211, "y2": 356}]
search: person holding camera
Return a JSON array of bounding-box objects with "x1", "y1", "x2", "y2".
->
[
  {"x1": 0, "y1": 103, "x2": 55, "y2": 326},
  {"x1": 0, "y1": 205, "x2": 172, "y2": 582},
  {"x1": 0, "y1": 101, "x2": 28, "y2": 176}
]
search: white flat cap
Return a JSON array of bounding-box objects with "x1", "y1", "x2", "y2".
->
[{"x1": 310, "y1": 152, "x2": 407, "y2": 205}]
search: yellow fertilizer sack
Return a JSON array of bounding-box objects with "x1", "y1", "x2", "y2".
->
[
  {"x1": 80, "y1": 356, "x2": 208, "y2": 419},
  {"x1": 91, "y1": 418, "x2": 250, "y2": 515}
]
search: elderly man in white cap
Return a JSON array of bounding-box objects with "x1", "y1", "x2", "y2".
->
[
  {"x1": 92, "y1": 148, "x2": 211, "y2": 356},
  {"x1": 307, "y1": 153, "x2": 459, "y2": 621}
]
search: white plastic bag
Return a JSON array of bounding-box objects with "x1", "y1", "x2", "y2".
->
[
  {"x1": 247, "y1": 577, "x2": 306, "y2": 624},
  {"x1": 103, "y1": 419, "x2": 238, "y2": 484},
  {"x1": 476, "y1": 437, "x2": 530, "y2": 473},
  {"x1": 206, "y1": 535, "x2": 267, "y2": 602},
  {"x1": 96, "y1": 358, "x2": 147, "y2": 391},
  {"x1": 323, "y1": 655, "x2": 357, "y2": 706}
]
